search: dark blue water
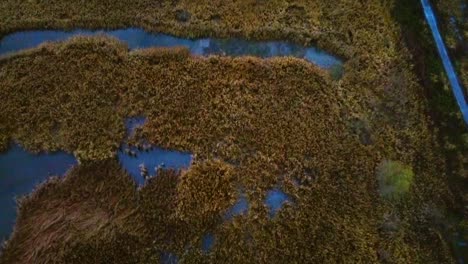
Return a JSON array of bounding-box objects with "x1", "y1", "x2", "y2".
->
[
  {"x1": 118, "y1": 117, "x2": 193, "y2": 185},
  {"x1": 202, "y1": 233, "x2": 215, "y2": 252},
  {"x1": 0, "y1": 145, "x2": 77, "y2": 241},
  {"x1": 161, "y1": 252, "x2": 178, "y2": 264},
  {"x1": 265, "y1": 188, "x2": 292, "y2": 218},
  {"x1": 0, "y1": 28, "x2": 342, "y2": 69},
  {"x1": 421, "y1": 0, "x2": 468, "y2": 125},
  {"x1": 117, "y1": 145, "x2": 192, "y2": 185},
  {"x1": 124, "y1": 116, "x2": 147, "y2": 138},
  {"x1": 225, "y1": 195, "x2": 249, "y2": 220}
]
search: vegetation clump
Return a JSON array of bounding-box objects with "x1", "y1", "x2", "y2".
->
[
  {"x1": 377, "y1": 160, "x2": 414, "y2": 200},
  {"x1": 176, "y1": 160, "x2": 236, "y2": 224}
]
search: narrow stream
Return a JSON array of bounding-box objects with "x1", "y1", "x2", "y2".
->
[
  {"x1": 421, "y1": 0, "x2": 468, "y2": 125},
  {"x1": 421, "y1": 1, "x2": 468, "y2": 262},
  {"x1": 0, "y1": 28, "x2": 342, "y2": 69}
]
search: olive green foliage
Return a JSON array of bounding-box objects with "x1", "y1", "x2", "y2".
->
[
  {"x1": 0, "y1": 38, "x2": 382, "y2": 262},
  {"x1": 390, "y1": 0, "x2": 467, "y2": 262},
  {"x1": 0, "y1": 0, "x2": 463, "y2": 262},
  {"x1": 377, "y1": 160, "x2": 414, "y2": 200}
]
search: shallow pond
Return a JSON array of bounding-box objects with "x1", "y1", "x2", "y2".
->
[
  {"x1": 265, "y1": 188, "x2": 292, "y2": 218},
  {"x1": 225, "y1": 193, "x2": 249, "y2": 220},
  {"x1": 0, "y1": 145, "x2": 77, "y2": 241},
  {"x1": 0, "y1": 28, "x2": 342, "y2": 69},
  {"x1": 119, "y1": 117, "x2": 193, "y2": 185},
  {"x1": 202, "y1": 233, "x2": 215, "y2": 253},
  {"x1": 118, "y1": 146, "x2": 192, "y2": 185}
]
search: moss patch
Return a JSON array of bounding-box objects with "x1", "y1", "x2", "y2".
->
[{"x1": 377, "y1": 160, "x2": 414, "y2": 201}]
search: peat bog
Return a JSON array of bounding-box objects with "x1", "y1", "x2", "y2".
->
[
  {"x1": 0, "y1": 33, "x2": 338, "y2": 243},
  {"x1": 0, "y1": 0, "x2": 466, "y2": 263},
  {"x1": 0, "y1": 117, "x2": 192, "y2": 242}
]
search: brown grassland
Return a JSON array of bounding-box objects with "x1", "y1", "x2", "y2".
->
[{"x1": 0, "y1": 0, "x2": 465, "y2": 263}]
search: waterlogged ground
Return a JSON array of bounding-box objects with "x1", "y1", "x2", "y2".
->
[
  {"x1": 225, "y1": 193, "x2": 249, "y2": 220},
  {"x1": 119, "y1": 117, "x2": 193, "y2": 185},
  {"x1": 118, "y1": 146, "x2": 192, "y2": 185},
  {"x1": 0, "y1": 145, "x2": 292, "y2": 243},
  {"x1": 0, "y1": 0, "x2": 466, "y2": 261},
  {"x1": 265, "y1": 188, "x2": 293, "y2": 218},
  {"x1": 0, "y1": 28, "x2": 342, "y2": 69},
  {"x1": 0, "y1": 31, "x2": 342, "y2": 241},
  {"x1": 0, "y1": 145, "x2": 76, "y2": 240},
  {"x1": 0, "y1": 117, "x2": 193, "y2": 240}
]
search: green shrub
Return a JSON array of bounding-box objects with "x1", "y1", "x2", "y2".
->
[{"x1": 377, "y1": 160, "x2": 414, "y2": 200}]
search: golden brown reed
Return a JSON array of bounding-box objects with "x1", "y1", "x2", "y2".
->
[{"x1": 0, "y1": 35, "x2": 455, "y2": 263}]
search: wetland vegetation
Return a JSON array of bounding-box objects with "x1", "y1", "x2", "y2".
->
[
  {"x1": 431, "y1": 0, "x2": 467, "y2": 93},
  {"x1": 0, "y1": 0, "x2": 466, "y2": 263}
]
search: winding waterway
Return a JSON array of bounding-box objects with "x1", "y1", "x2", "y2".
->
[{"x1": 0, "y1": 28, "x2": 342, "y2": 68}]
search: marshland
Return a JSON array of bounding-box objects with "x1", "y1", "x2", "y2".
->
[{"x1": 0, "y1": 0, "x2": 467, "y2": 263}]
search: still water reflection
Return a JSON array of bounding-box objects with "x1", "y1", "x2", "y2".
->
[
  {"x1": 0, "y1": 145, "x2": 76, "y2": 241},
  {"x1": 0, "y1": 28, "x2": 342, "y2": 69}
]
